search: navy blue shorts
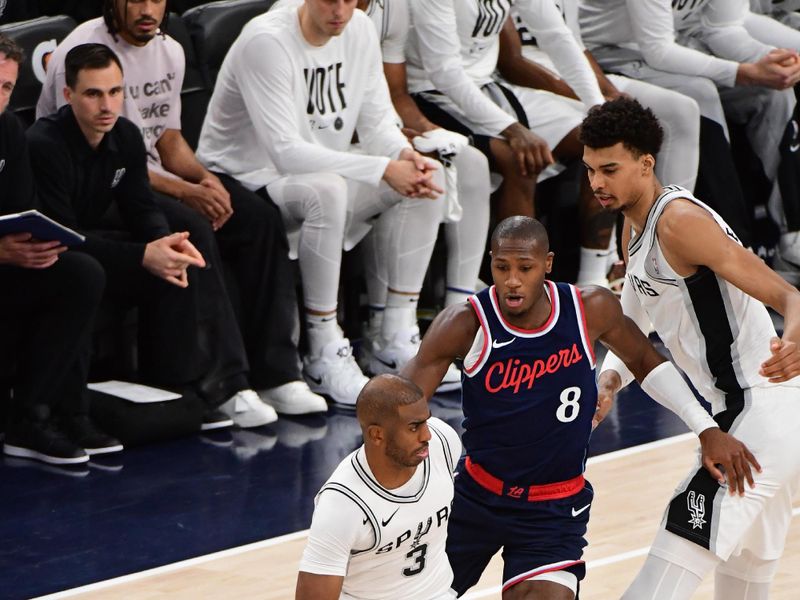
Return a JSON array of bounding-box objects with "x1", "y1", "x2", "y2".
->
[{"x1": 446, "y1": 467, "x2": 593, "y2": 596}]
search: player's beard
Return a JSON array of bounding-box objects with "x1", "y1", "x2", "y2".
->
[{"x1": 385, "y1": 439, "x2": 426, "y2": 469}]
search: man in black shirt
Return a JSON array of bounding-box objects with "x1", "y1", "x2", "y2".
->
[
  {"x1": 27, "y1": 43, "x2": 268, "y2": 428},
  {"x1": 0, "y1": 34, "x2": 119, "y2": 465}
]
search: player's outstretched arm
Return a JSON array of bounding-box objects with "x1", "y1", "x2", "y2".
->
[
  {"x1": 400, "y1": 303, "x2": 479, "y2": 400},
  {"x1": 657, "y1": 200, "x2": 800, "y2": 383},
  {"x1": 584, "y1": 286, "x2": 761, "y2": 495}
]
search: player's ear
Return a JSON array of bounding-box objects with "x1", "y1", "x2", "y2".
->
[
  {"x1": 641, "y1": 154, "x2": 655, "y2": 174},
  {"x1": 366, "y1": 424, "x2": 384, "y2": 446},
  {"x1": 545, "y1": 251, "x2": 554, "y2": 274}
]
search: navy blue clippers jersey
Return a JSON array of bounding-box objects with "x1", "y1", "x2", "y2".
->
[{"x1": 461, "y1": 282, "x2": 597, "y2": 485}]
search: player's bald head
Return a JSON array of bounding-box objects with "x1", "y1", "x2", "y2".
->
[
  {"x1": 356, "y1": 374, "x2": 425, "y2": 429},
  {"x1": 490, "y1": 216, "x2": 550, "y2": 254}
]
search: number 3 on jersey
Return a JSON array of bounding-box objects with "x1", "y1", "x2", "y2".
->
[
  {"x1": 556, "y1": 386, "x2": 581, "y2": 423},
  {"x1": 402, "y1": 544, "x2": 427, "y2": 577}
]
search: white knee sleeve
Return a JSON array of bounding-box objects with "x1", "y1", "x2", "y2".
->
[
  {"x1": 383, "y1": 192, "x2": 442, "y2": 295},
  {"x1": 445, "y1": 147, "x2": 490, "y2": 303},
  {"x1": 267, "y1": 173, "x2": 349, "y2": 312},
  {"x1": 622, "y1": 529, "x2": 720, "y2": 600},
  {"x1": 714, "y1": 549, "x2": 779, "y2": 599}
]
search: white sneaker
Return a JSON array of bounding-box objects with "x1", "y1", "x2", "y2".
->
[
  {"x1": 358, "y1": 320, "x2": 381, "y2": 372},
  {"x1": 259, "y1": 381, "x2": 328, "y2": 415},
  {"x1": 304, "y1": 338, "x2": 368, "y2": 408},
  {"x1": 437, "y1": 362, "x2": 462, "y2": 393},
  {"x1": 219, "y1": 389, "x2": 278, "y2": 428},
  {"x1": 369, "y1": 326, "x2": 421, "y2": 375}
]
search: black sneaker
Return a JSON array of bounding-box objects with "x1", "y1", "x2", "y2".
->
[
  {"x1": 201, "y1": 408, "x2": 234, "y2": 431},
  {"x1": 61, "y1": 416, "x2": 123, "y2": 455},
  {"x1": 4, "y1": 421, "x2": 89, "y2": 465}
]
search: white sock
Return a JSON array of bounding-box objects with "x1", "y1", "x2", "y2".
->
[
  {"x1": 382, "y1": 293, "x2": 417, "y2": 341},
  {"x1": 306, "y1": 312, "x2": 340, "y2": 356},
  {"x1": 577, "y1": 246, "x2": 613, "y2": 287}
]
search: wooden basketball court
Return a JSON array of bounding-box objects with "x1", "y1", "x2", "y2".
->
[{"x1": 43, "y1": 434, "x2": 799, "y2": 599}]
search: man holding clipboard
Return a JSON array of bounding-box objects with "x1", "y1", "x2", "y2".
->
[{"x1": 0, "y1": 34, "x2": 120, "y2": 465}]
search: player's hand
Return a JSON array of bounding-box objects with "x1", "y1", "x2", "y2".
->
[
  {"x1": 142, "y1": 231, "x2": 206, "y2": 288},
  {"x1": 738, "y1": 49, "x2": 800, "y2": 89},
  {"x1": 0, "y1": 232, "x2": 67, "y2": 269},
  {"x1": 594, "y1": 370, "x2": 621, "y2": 429},
  {"x1": 199, "y1": 173, "x2": 232, "y2": 229},
  {"x1": 384, "y1": 151, "x2": 443, "y2": 199},
  {"x1": 759, "y1": 336, "x2": 800, "y2": 383},
  {"x1": 698, "y1": 427, "x2": 761, "y2": 497},
  {"x1": 500, "y1": 122, "x2": 554, "y2": 178},
  {"x1": 180, "y1": 180, "x2": 233, "y2": 231}
]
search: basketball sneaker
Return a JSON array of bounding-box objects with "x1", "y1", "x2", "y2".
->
[
  {"x1": 259, "y1": 381, "x2": 328, "y2": 415},
  {"x1": 4, "y1": 420, "x2": 89, "y2": 465},
  {"x1": 61, "y1": 416, "x2": 123, "y2": 455},
  {"x1": 303, "y1": 338, "x2": 368, "y2": 408},
  {"x1": 219, "y1": 389, "x2": 278, "y2": 428},
  {"x1": 369, "y1": 326, "x2": 421, "y2": 375}
]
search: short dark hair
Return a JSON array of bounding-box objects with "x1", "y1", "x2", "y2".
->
[
  {"x1": 490, "y1": 216, "x2": 550, "y2": 251},
  {"x1": 579, "y1": 97, "x2": 664, "y2": 158},
  {"x1": 64, "y1": 43, "x2": 123, "y2": 89},
  {"x1": 0, "y1": 34, "x2": 25, "y2": 64},
  {"x1": 356, "y1": 374, "x2": 424, "y2": 428},
  {"x1": 103, "y1": 0, "x2": 170, "y2": 41}
]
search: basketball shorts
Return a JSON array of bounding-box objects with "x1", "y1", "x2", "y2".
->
[
  {"x1": 446, "y1": 461, "x2": 592, "y2": 596},
  {"x1": 659, "y1": 384, "x2": 800, "y2": 565}
]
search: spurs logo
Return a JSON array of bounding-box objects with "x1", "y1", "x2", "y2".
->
[{"x1": 687, "y1": 490, "x2": 707, "y2": 530}]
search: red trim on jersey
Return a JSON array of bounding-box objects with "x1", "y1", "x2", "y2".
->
[
  {"x1": 502, "y1": 560, "x2": 585, "y2": 592},
  {"x1": 490, "y1": 281, "x2": 558, "y2": 334},
  {"x1": 465, "y1": 456, "x2": 585, "y2": 501},
  {"x1": 574, "y1": 287, "x2": 596, "y2": 366},
  {"x1": 464, "y1": 296, "x2": 489, "y2": 376}
]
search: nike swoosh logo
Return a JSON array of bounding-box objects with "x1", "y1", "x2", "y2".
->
[
  {"x1": 376, "y1": 357, "x2": 397, "y2": 370},
  {"x1": 306, "y1": 374, "x2": 323, "y2": 386},
  {"x1": 492, "y1": 338, "x2": 515, "y2": 349},
  {"x1": 571, "y1": 504, "x2": 591, "y2": 517},
  {"x1": 790, "y1": 143, "x2": 800, "y2": 153},
  {"x1": 381, "y1": 508, "x2": 399, "y2": 526}
]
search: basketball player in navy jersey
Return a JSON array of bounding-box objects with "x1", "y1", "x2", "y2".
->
[
  {"x1": 584, "y1": 98, "x2": 800, "y2": 600},
  {"x1": 402, "y1": 216, "x2": 758, "y2": 598}
]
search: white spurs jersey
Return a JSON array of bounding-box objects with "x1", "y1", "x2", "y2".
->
[
  {"x1": 626, "y1": 186, "x2": 799, "y2": 415},
  {"x1": 301, "y1": 417, "x2": 461, "y2": 599}
]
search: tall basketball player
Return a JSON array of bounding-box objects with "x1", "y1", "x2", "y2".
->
[
  {"x1": 401, "y1": 216, "x2": 755, "y2": 598},
  {"x1": 584, "y1": 97, "x2": 800, "y2": 600}
]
